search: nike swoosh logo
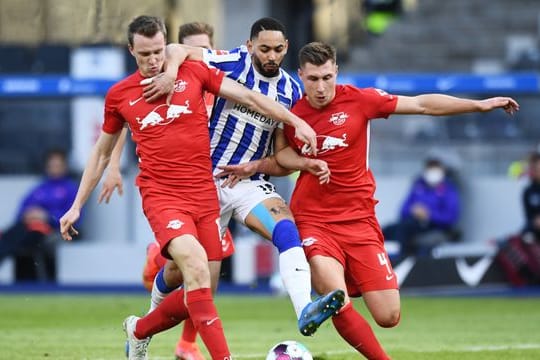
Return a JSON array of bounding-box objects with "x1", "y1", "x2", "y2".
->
[
  {"x1": 393, "y1": 256, "x2": 416, "y2": 287},
  {"x1": 129, "y1": 97, "x2": 143, "y2": 106},
  {"x1": 206, "y1": 317, "x2": 219, "y2": 326},
  {"x1": 386, "y1": 274, "x2": 394, "y2": 281},
  {"x1": 295, "y1": 268, "x2": 309, "y2": 272},
  {"x1": 455, "y1": 255, "x2": 494, "y2": 287}
]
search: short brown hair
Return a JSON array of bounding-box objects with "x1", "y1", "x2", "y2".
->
[
  {"x1": 178, "y1": 22, "x2": 214, "y2": 47},
  {"x1": 127, "y1": 16, "x2": 167, "y2": 47},
  {"x1": 298, "y1": 42, "x2": 336, "y2": 68}
]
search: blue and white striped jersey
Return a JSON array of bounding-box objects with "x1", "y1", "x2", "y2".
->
[{"x1": 203, "y1": 45, "x2": 302, "y2": 180}]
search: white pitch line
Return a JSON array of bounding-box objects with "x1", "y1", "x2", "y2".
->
[
  {"x1": 462, "y1": 344, "x2": 540, "y2": 352},
  {"x1": 234, "y1": 343, "x2": 540, "y2": 358},
  {"x1": 85, "y1": 344, "x2": 540, "y2": 359}
]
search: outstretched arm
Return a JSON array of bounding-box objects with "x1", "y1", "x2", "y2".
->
[
  {"x1": 394, "y1": 94, "x2": 519, "y2": 116},
  {"x1": 59, "y1": 131, "x2": 121, "y2": 240},
  {"x1": 218, "y1": 77, "x2": 318, "y2": 155}
]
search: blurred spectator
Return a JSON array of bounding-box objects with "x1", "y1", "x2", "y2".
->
[
  {"x1": 383, "y1": 157, "x2": 461, "y2": 256},
  {"x1": 0, "y1": 148, "x2": 79, "y2": 281},
  {"x1": 495, "y1": 154, "x2": 540, "y2": 286},
  {"x1": 522, "y1": 152, "x2": 540, "y2": 243}
]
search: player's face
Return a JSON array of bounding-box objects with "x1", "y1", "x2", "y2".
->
[
  {"x1": 248, "y1": 30, "x2": 288, "y2": 77},
  {"x1": 181, "y1": 33, "x2": 213, "y2": 49},
  {"x1": 129, "y1": 32, "x2": 166, "y2": 78},
  {"x1": 298, "y1": 60, "x2": 338, "y2": 109}
]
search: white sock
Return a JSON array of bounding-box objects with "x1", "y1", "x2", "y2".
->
[
  {"x1": 148, "y1": 276, "x2": 169, "y2": 313},
  {"x1": 279, "y1": 246, "x2": 312, "y2": 319}
]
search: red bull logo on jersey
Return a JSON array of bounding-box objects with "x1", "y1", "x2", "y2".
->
[
  {"x1": 136, "y1": 100, "x2": 192, "y2": 130},
  {"x1": 167, "y1": 102, "x2": 192, "y2": 119},
  {"x1": 166, "y1": 219, "x2": 184, "y2": 230},
  {"x1": 329, "y1": 111, "x2": 349, "y2": 125},
  {"x1": 301, "y1": 133, "x2": 349, "y2": 155},
  {"x1": 302, "y1": 237, "x2": 317, "y2": 247},
  {"x1": 174, "y1": 80, "x2": 188, "y2": 92}
]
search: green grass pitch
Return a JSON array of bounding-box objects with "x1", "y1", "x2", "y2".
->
[{"x1": 0, "y1": 293, "x2": 539, "y2": 359}]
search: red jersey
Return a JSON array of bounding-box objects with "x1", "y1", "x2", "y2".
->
[
  {"x1": 284, "y1": 85, "x2": 397, "y2": 223},
  {"x1": 102, "y1": 61, "x2": 224, "y2": 200}
]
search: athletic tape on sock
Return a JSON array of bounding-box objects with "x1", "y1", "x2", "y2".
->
[
  {"x1": 272, "y1": 219, "x2": 301, "y2": 253},
  {"x1": 155, "y1": 267, "x2": 176, "y2": 293}
]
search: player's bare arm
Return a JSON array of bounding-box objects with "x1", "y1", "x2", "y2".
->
[
  {"x1": 60, "y1": 131, "x2": 121, "y2": 240},
  {"x1": 394, "y1": 94, "x2": 520, "y2": 116},
  {"x1": 98, "y1": 126, "x2": 128, "y2": 204},
  {"x1": 218, "y1": 76, "x2": 318, "y2": 155},
  {"x1": 216, "y1": 129, "x2": 293, "y2": 188},
  {"x1": 143, "y1": 44, "x2": 191, "y2": 102},
  {"x1": 275, "y1": 146, "x2": 330, "y2": 184}
]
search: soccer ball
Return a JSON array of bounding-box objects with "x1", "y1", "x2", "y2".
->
[{"x1": 266, "y1": 340, "x2": 313, "y2": 360}]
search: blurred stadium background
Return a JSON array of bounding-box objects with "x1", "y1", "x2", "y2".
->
[{"x1": 0, "y1": 0, "x2": 539, "y2": 293}]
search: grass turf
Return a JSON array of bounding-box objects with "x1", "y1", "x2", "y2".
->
[{"x1": 0, "y1": 294, "x2": 538, "y2": 359}]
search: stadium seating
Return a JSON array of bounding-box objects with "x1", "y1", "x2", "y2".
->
[
  {"x1": 31, "y1": 44, "x2": 71, "y2": 74},
  {"x1": 0, "y1": 45, "x2": 34, "y2": 73}
]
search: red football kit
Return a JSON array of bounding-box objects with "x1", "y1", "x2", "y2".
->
[
  {"x1": 102, "y1": 61, "x2": 225, "y2": 261},
  {"x1": 284, "y1": 85, "x2": 399, "y2": 296}
]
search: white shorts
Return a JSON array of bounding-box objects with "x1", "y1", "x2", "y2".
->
[{"x1": 215, "y1": 178, "x2": 283, "y2": 236}]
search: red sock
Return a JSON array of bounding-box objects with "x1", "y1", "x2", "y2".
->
[
  {"x1": 332, "y1": 302, "x2": 390, "y2": 360},
  {"x1": 181, "y1": 317, "x2": 198, "y2": 343},
  {"x1": 186, "y1": 288, "x2": 230, "y2": 360},
  {"x1": 135, "y1": 288, "x2": 189, "y2": 339}
]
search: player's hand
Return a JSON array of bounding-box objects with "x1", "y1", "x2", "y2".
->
[
  {"x1": 59, "y1": 207, "x2": 80, "y2": 241},
  {"x1": 305, "y1": 159, "x2": 330, "y2": 184},
  {"x1": 478, "y1": 97, "x2": 520, "y2": 115},
  {"x1": 143, "y1": 72, "x2": 175, "y2": 103},
  {"x1": 216, "y1": 162, "x2": 258, "y2": 188},
  {"x1": 98, "y1": 168, "x2": 124, "y2": 204},
  {"x1": 294, "y1": 120, "x2": 318, "y2": 156}
]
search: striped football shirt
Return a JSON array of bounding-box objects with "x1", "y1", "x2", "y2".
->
[{"x1": 203, "y1": 45, "x2": 302, "y2": 179}]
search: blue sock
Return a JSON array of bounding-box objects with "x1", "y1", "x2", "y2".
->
[
  {"x1": 272, "y1": 219, "x2": 302, "y2": 253},
  {"x1": 155, "y1": 267, "x2": 175, "y2": 293}
]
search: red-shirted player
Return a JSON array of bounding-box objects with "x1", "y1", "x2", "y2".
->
[
  {"x1": 98, "y1": 22, "x2": 231, "y2": 360},
  {"x1": 59, "y1": 15, "x2": 317, "y2": 360},
  {"x1": 273, "y1": 42, "x2": 519, "y2": 359}
]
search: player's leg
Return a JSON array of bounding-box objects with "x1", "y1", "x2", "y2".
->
[
  {"x1": 175, "y1": 259, "x2": 222, "y2": 360},
  {"x1": 237, "y1": 182, "x2": 344, "y2": 336},
  {"x1": 167, "y1": 234, "x2": 230, "y2": 360},
  {"x1": 162, "y1": 227, "x2": 229, "y2": 358},
  {"x1": 174, "y1": 201, "x2": 234, "y2": 359},
  {"x1": 145, "y1": 238, "x2": 226, "y2": 358},
  {"x1": 125, "y1": 234, "x2": 199, "y2": 360},
  {"x1": 125, "y1": 203, "x2": 230, "y2": 360},
  {"x1": 142, "y1": 242, "x2": 164, "y2": 291},
  {"x1": 309, "y1": 254, "x2": 391, "y2": 360},
  {"x1": 363, "y1": 289, "x2": 401, "y2": 328},
  {"x1": 149, "y1": 260, "x2": 183, "y2": 311},
  {"x1": 245, "y1": 197, "x2": 312, "y2": 316},
  {"x1": 355, "y1": 217, "x2": 401, "y2": 328}
]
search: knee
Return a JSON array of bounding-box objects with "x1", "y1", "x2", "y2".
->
[
  {"x1": 374, "y1": 309, "x2": 401, "y2": 328},
  {"x1": 272, "y1": 219, "x2": 301, "y2": 252}
]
